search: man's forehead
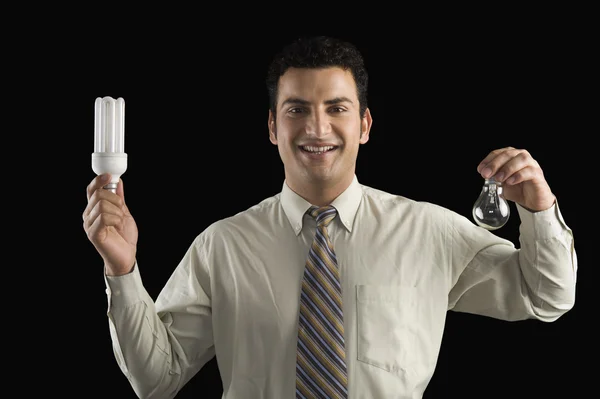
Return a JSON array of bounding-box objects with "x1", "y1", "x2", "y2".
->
[
  {"x1": 279, "y1": 66, "x2": 354, "y2": 85},
  {"x1": 278, "y1": 67, "x2": 357, "y2": 104}
]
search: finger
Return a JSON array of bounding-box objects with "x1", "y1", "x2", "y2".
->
[
  {"x1": 87, "y1": 174, "x2": 112, "y2": 201},
  {"x1": 477, "y1": 147, "x2": 515, "y2": 173},
  {"x1": 504, "y1": 165, "x2": 542, "y2": 186},
  {"x1": 86, "y1": 212, "x2": 125, "y2": 244},
  {"x1": 478, "y1": 147, "x2": 524, "y2": 179},
  {"x1": 83, "y1": 184, "x2": 125, "y2": 221},
  {"x1": 83, "y1": 198, "x2": 125, "y2": 232},
  {"x1": 476, "y1": 147, "x2": 513, "y2": 173},
  {"x1": 495, "y1": 151, "x2": 538, "y2": 183}
]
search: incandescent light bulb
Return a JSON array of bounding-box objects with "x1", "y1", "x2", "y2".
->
[
  {"x1": 472, "y1": 177, "x2": 510, "y2": 230},
  {"x1": 91, "y1": 96, "x2": 127, "y2": 193}
]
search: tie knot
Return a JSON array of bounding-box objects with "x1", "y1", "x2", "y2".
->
[{"x1": 308, "y1": 205, "x2": 337, "y2": 227}]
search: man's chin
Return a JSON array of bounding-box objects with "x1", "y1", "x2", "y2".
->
[{"x1": 306, "y1": 171, "x2": 336, "y2": 184}]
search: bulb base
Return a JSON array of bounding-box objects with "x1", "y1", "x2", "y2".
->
[{"x1": 92, "y1": 152, "x2": 128, "y2": 186}]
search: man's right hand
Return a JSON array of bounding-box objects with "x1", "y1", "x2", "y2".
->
[{"x1": 83, "y1": 173, "x2": 138, "y2": 276}]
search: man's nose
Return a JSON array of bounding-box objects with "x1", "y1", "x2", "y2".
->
[{"x1": 304, "y1": 111, "x2": 332, "y2": 137}]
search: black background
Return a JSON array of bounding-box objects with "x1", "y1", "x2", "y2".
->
[{"x1": 21, "y1": 8, "x2": 594, "y2": 399}]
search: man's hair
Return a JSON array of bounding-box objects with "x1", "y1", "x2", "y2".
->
[{"x1": 266, "y1": 35, "x2": 369, "y2": 119}]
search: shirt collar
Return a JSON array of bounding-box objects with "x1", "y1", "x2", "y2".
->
[{"x1": 280, "y1": 175, "x2": 363, "y2": 235}]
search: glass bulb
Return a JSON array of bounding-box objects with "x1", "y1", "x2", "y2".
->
[
  {"x1": 92, "y1": 96, "x2": 127, "y2": 193},
  {"x1": 472, "y1": 177, "x2": 510, "y2": 230}
]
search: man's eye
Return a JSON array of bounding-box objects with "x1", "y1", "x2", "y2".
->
[
  {"x1": 289, "y1": 108, "x2": 304, "y2": 113},
  {"x1": 330, "y1": 107, "x2": 345, "y2": 113}
]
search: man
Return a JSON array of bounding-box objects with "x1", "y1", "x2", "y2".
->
[{"x1": 83, "y1": 36, "x2": 577, "y2": 398}]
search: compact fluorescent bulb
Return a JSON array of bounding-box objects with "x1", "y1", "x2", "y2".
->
[{"x1": 92, "y1": 96, "x2": 127, "y2": 193}]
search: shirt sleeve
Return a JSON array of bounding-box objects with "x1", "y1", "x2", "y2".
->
[
  {"x1": 105, "y1": 234, "x2": 215, "y2": 399},
  {"x1": 447, "y1": 200, "x2": 577, "y2": 322}
]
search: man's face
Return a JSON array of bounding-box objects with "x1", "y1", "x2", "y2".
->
[{"x1": 268, "y1": 67, "x2": 372, "y2": 191}]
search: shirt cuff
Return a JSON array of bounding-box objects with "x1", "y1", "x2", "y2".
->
[
  {"x1": 516, "y1": 200, "x2": 571, "y2": 241},
  {"x1": 104, "y1": 262, "x2": 148, "y2": 308}
]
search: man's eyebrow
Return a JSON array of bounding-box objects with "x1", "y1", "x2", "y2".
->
[
  {"x1": 281, "y1": 96, "x2": 354, "y2": 107},
  {"x1": 281, "y1": 97, "x2": 310, "y2": 107},
  {"x1": 324, "y1": 97, "x2": 353, "y2": 105}
]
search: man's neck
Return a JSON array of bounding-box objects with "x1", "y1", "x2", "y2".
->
[{"x1": 287, "y1": 174, "x2": 354, "y2": 207}]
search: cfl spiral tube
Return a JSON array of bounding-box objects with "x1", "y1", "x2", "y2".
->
[{"x1": 91, "y1": 97, "x2": 127, "y2": 193}]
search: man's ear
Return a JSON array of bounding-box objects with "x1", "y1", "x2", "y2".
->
[
  {"x1": 268, "y1": 110, "x2": 277, "y2": 144},
  {"x1": 359, "y1": 108, "x2": 373, "y2": 144}
]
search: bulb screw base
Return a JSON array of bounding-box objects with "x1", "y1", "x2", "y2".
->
[{"x1": 103, "y1": 182, "x2": 118, "y2": 193}]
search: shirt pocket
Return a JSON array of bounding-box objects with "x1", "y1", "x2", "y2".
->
[{"x1": 356, "y1": 284, "x2": 436, "y2": 375}]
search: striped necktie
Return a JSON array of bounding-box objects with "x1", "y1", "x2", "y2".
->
[{"x1": 296, "y1": 205, "x2": 348, "y2": 399}]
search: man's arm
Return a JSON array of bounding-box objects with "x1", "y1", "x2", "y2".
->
[
  {"x1": 448, "y1": 200, "x2": 576, "y2": 321},
  {"x1": 105, "y1": 237, "x2": 215, "y2": 399}
]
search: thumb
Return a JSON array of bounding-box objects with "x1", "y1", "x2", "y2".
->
[
  {"x1": 116, "y1": 177, "x2": 126, "y2": 202},
  {"x1": 116, "y1": 178, "x2": 132, "y2": 216}
]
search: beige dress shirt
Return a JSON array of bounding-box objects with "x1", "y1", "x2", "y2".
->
[{"x1": 105, "y1": 175, "x2": 577, "y2": 398}]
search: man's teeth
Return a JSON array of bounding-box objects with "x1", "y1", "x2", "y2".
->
[{"x1": 301, "y1": 146, "x2": 335, "y2": 153}]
